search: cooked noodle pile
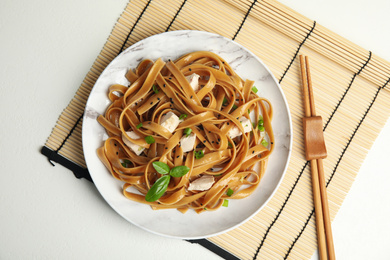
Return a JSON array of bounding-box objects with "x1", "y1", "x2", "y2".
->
[{"x1": 97, "y1": 51, "x2": 274, "y2": 213}]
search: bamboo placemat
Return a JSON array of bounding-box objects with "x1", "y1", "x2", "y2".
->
[{"x1": 41, "y1": 0, "x2": 390, "y2": 259}]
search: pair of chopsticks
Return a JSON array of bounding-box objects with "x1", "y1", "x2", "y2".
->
[{"x1": 299, "y1": 55, "x2": 335, "y2": 260}]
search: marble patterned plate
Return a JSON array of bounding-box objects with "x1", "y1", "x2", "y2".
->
[{"x1": 82, "y1": 30, "x2": 292, "y2": 239}]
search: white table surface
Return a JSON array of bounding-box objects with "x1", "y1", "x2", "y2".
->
[{"x1": 1, "y1": 0, "x2": 389, "y2": 259}]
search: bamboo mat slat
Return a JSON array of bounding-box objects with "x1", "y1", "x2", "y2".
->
[{"x1": 41, "y1": 0, "x2": 390, "y2": 259}]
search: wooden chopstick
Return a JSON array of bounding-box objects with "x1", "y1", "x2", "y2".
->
[{"x1": 299, "y1": 55, "x2": 335, "y2": 260}]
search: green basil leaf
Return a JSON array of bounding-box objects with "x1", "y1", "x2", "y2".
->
[
  {"x1": 145, "y1": 175, "x2": 170, "y2": 202},
  {"x1": 169, "y1": 165, "x2": 190, "y2": 178},
  {"x1": 152, "y1": 161, "x2": 170, "y2": 175}
]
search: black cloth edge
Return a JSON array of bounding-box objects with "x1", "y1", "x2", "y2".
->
[
  {"x1": 187, "y1": 239, "x2": 241, "y2": 260},
  {"x1": 41, "y1": 146, "x2": 93, "y2": 182}
]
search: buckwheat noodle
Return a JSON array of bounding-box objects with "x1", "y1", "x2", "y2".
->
[{"x1": 97, "y1": 51, "x2": 274, "y2": 213}]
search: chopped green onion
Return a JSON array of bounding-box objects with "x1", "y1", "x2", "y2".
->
[
  {"x1": 248, "y1": 109, "x2": 250, "y2": 114},
  {"x1": 222, "y1": 199, "x2": 229, "y2": 207},
  {"x1": 257, "y1": 116, "x2": 264, "y2": 130},
  {"x1": 179, "y1": 114, "x2": 187, "y2": 120},
  {"x1": 183, "y1": 127, "x2": 192, "y2": 137},
  {"x1": 152, "y1": 84, "x2": 159, "y2": 94},
  {"x1": 258, "y1": 126, "x2": 265, "y2": 132},
  {"x1": 145, "y1": 135, "x2": 155, "y2": 144},
  {"x1": 136, "y1": 123, "x2": 143, "y2": 129},
  {"x1": 252, "y1": 86, "x2": 258, "y2": 93},
  {"x1": 228, "y1": 142, "x2": 233, "y2": 148},
  {"x1": 223, "y1": 97, "x2": 228, "y2": 106},
  {"x1": 121, "y1": 159, "x2": 132, "y2": 168},
  {"x1": 227, "y1": 188, "x2": 234, "y2": 197},
  {"x1": 261, "y1": 139, "x2": 268, "y2": 147},
  {"x1": 232, "y1": 104, "x2": 238, "y2": 110},
  {"x1": 195, "y1": 150, "x2": 204, "y2": 159}
]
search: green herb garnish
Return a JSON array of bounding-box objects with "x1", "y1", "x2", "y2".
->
[
  {"x1": 223, "y1": 97, "x2": 228, "y2": 106},
  {"x1": 136, "y1": 123, "x2": 143, "y2": 129},
  {"x1": 121, "y1": 159, "x2": 132, "y2": 168},
  {"x1": 179, "y1": 114, "x2": 187, "y2": 120},
  {"x1": 257, "y1": 116, "x2": 264, "y2": 130},
  {"x1": 261, "y1": 139, "x2": 268, "y2": 147},
  {"x1": 252, "y1": 86, "x2": 258, "y2": 93},
  {"x1": 222, "y1": 199, "x2": 229, "y2": 207},
  {"x1": 183, "y1": 127, "x2": 192, "y2": 137},
  {"x1": 227, "y1": 188, "x2": 234, "y2": 197},
  {"x1": 145, "y1": 161, "x2": 190, "y2": 202},
  {"x1": 169, "y1": 165, "x2": 190, "y2": 178},
  {"x1": 195, "y1": 150, "x2": 204, "y2": 159},
  {"x1": 145, "y1": 175, "x2": 170, "y2": 202},
  {"x1": 232, "y1": 104, "x2": 238, "y2": 110},
  {"x1": 152, "y1": 161, "x2": 170, "y2": 175},
  {"x1": 145, "y1": 135, "x2": 155, "y2": 144},
  {"x1": 152, "y1": 84, "x2": 159, "y2": 94}
]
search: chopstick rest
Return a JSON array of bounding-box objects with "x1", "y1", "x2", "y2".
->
[{"x1": 302, "y1": 116, "x2": 327, "y2": 161}]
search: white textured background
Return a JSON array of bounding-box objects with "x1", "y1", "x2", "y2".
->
[{"x1": 0, "y1": 0, "x2": 389, "y2": 259}]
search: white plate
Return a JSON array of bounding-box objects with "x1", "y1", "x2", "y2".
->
[{"x1": 82, "y1": 30, "x2": 292, "y2": 239}]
